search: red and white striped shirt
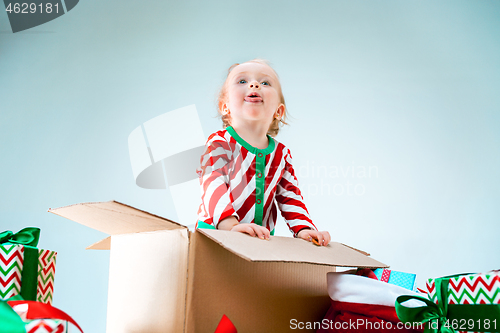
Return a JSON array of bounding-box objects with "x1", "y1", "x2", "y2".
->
[{"x1": 197, "y1": 126, "x2": 317, "y2": 236}]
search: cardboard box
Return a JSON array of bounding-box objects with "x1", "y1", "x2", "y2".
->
[{"x1": 49, "y1": 201, "x2": 388, "y2": 333}]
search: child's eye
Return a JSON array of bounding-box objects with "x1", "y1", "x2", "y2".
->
[
  {"x1": 238, "y1": 79, "x2": 247, "y2": 84},
  {"x1": 261, "y1": 81, "x2": 270, "y2": 86}
]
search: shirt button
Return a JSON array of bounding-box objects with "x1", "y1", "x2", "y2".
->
[
  {"x1": 258, "y1": 153, "x2": 263, "y2": 157},
  {"x1": 257, "y1": 173, "x2": 262, "y2": 178},
  {"x1": 256, "y1": 199, "x2": 261, "y2": 204}
]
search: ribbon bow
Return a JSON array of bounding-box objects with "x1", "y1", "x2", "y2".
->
[
  {"x1": 396, "y1": 273, "x2": 500, "y2": 333},
  {"x1": 396, "y1": 274, "x2": 458, "y2": 333},
  {"x1": 396, "y1": 295, "x2": 454, "y2": 333},
  {"x1": 0, "y1": 227, "x2": 42, "y2": 301},
  {"x1": 0, "y1": 227, "x2": 40, "y2": 247}
]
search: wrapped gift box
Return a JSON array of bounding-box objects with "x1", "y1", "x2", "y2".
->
[
  {"x1": 427, "y1": 270, "x2": 500, "y2": 305},
  {"x1": 24, "y1": 319, "x2": 68, "y2": 333},
  {"x1": 0, "y1": 228, "x2": 57, "y2": 305},
  {"x1": 1, "y1": 299, "x2": 83, "y2": 333},
  {"x1": 373, "y1": 268, "x2": 417, "y2": 291},
  {"x1": 11, "y1": 302, "x2": 68, "y2": 333},
  {"x1": 396, "y1": 270, "x2": 500, "y2": 333}
]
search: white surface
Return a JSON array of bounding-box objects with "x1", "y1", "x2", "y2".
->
[
  {"x1": 106, "y1": 229, "x2": 189, "y2": 333},
  {"x1": 170, "y1": 179, "x2": 202, "y2": 227},
  {"x1": 327, "y1": 272, "x2": 421, "y2": 307},
  {"x1": 143, "y1": 105, "x2": 205, "y2": 162}
]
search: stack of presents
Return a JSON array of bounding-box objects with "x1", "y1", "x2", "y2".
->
[
  {"x1": 0, "y1": 228, "x2": 83, "y2": 332},
  {"x1": 2, "y1": 202, "x2": 499, "y2": 332}
]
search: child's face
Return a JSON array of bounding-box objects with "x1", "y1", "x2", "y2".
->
[{"x1": 224, "y1": 62, "x2": 284, "y2": 128}]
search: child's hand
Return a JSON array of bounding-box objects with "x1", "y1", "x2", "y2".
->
[
  {"x1": 218, "y1": 216, "x2": 270, "y2": 240},
  {"x1": 231, "y1": 223, "x2": 270, "y2": 240},
  {"x1": 297, "y1": 229, "x2": 331, "y2": 246}
]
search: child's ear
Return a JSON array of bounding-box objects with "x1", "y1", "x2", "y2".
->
[{"x1": 275, "y1": 104, "x2": 285, "y2": 120}]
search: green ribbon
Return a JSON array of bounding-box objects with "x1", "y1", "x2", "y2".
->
[
  {"x1": 0, "y1": 300, "x2": 26, "y2": 333},
  {"x1": 396, "y1": 274, "x2": 500, "y2": 333},
  {"x1": 0, "y1": 227, "x2": 40, "y2": 247},
  {"x1": 0, "y1": 295, "x2": 27, "y2": 333},
  {"x1": 1, "y1": 228, "x2": 41, "y2": 302},
  {"x1": 197, "y1": 221, "x2": 216, "y2": 230},
  {"x1": 396, "y1": 295, "x2": 454, "y2": 333}
]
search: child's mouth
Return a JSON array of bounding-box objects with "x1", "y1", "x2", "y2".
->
[{"x1": 244, "y1": 93, "x2": 263, "y2": 103}]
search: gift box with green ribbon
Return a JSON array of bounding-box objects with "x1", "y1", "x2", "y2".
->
[
  {"x1": 0, "y1": 228, "x2": 57, "y2": 305},
  {"x1": 395, "y1": 270, "x2": 500, "y2": 333},
  {"x1": 0, "y1": 295, "x2": 83, "y2": 333}
]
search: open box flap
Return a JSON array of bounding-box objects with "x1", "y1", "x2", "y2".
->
[
  {"x1": 198, "y1": 229, "x2": 388, "y2": 268},
  {"x1": 48, "y1": 201, "x2": 186, "y2": 238},
  {"x1": 86, "y1": 236, "x2": 111, "y2": 250}
]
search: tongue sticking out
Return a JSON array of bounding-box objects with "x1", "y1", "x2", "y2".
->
[{"x1": 244, "y1": 96, "x2": 263, "y2": 103}]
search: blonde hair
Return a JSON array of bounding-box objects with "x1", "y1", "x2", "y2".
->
[{"x1": 217, "y1": 59, "x2": 288, "y2": 137}]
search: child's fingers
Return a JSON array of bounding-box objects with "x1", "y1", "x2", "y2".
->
[
  {"x1": 246, "y1": 227, "x2": 256, "y2": 237},
  {"x1": 234, "y1": 224, "x2": 256, "y2": 237},
  {"x1": 322, "y1": 231, "x2": 331, "y2": 246},
  {"x1": 231, "y1": 224, "x2": 270, "y2": 240},
  {"x1": 298, "y1": 230, "x2": 330, "y2": 246},
  {"x1": 305, "y1": 231, "x2": 320, "y2": 245},
  {"x1": 311, "y1": 237, "x2": 320, "y2": 246},
  {"x1": 308, "y1": 231, "x2": 329, "y2": 246},
  {"x1": 315, "y1": 232, "x2": 324, "y2": 246},
  {"x1": 303, "y1": 231, "x2": 318, "y2": 244},
  {"x1": 251, "y1": 224, "x2": 269, "y2": 240},
  {"x1": 260, "y1": 225, "x2": 270, "y2": 240},
  {"x1": 252, "y1": 225, "x2": 264, "y2": 239},
  {"x1": 300, "y1": 230, "x2": 313, "y2": 242}
]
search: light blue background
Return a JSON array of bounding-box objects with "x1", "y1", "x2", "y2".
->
[{"x1": 1, "y1": 1, "x2": 499, "y2": 331}]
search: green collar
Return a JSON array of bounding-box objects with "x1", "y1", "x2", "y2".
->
[{"x1": 226, "y1": 126, "x2": 275, "y2": 155}]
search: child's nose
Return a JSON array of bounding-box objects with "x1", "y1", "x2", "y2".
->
[{"x1": 249, "y1": 81, "x2": 260, "y2": 89}]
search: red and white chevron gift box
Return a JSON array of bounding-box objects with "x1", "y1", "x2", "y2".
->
[
  {"x1": 37, "y1": 249, "x2": 57, "y2": 304},
  {"x1": 10, "y1": 301, "x2": 73, "y2": 333},
  {"x1": 426, "y1": 270, "x2": 500, "y2": 305},
  {"x1": 0, "y1": 244, "x2": 57, "y2": 305},
  {"x1": 25, "y1": 319, "x2": 68, "y2": 333}
]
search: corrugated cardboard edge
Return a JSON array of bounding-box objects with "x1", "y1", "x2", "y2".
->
[
  {"x1": 197, "y1": 229, "x2": 388, "y2": 269},
  {"x1": 48, "y1": 200, "x2": 186, "y2": 230},
  {"x1": 340, "y1": 243, "x2": 370, "y2": 256},
  {"x1": 108, "y1": 201, "x2": 186, "y2": 229},
  {"x1": 184, "y1": 230, "x2": 195, "y2": 333}
]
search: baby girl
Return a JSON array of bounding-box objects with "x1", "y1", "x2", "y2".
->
[{"x1": 196, "y1": 59, "x2": 331, "y2": 246}]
